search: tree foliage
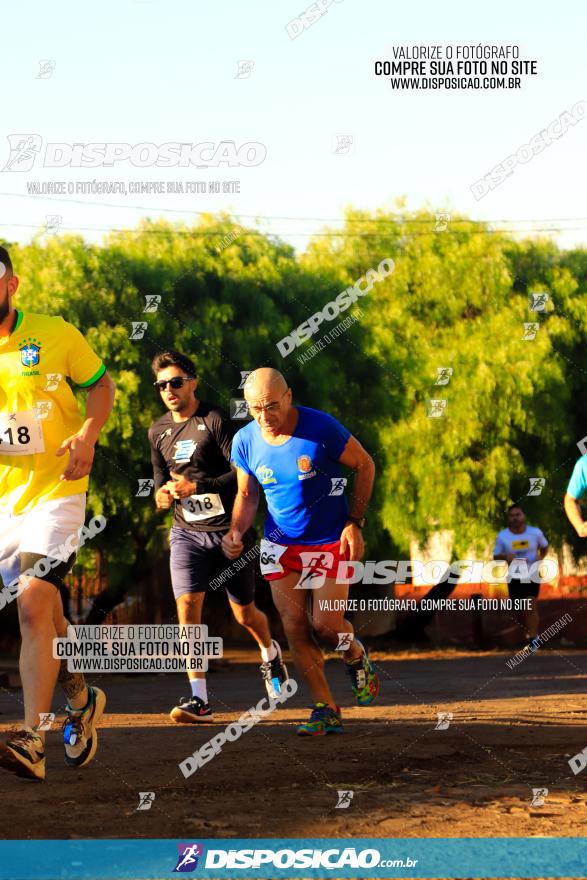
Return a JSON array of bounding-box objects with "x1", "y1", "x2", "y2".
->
[{"x1": 7, "y1": 210, "x2": 587, "y2": 612}]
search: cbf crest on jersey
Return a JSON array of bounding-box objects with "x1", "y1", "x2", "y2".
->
[
  {"x1": 20, "y1": 337, "x2": 42, "y2": 368},
  {"x1": 173, "y1": 439, "x2": 198, "y2": 463}
]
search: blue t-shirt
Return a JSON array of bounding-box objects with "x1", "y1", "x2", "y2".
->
[
  {"x1": 231, "y1": 406, "x2": 351, "y2": 544},
  {"x1": 567, "y1": 455, "x2": 587, "y2": 500}
]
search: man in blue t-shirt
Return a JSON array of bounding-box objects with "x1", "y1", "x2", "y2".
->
[{"x1": 222, "y1": 367, "x2": 378, "y2": 736}]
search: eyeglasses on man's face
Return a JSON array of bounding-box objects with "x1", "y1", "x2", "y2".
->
[{"x1": 247, "y1": 390, "x2": 289, "y2": 416}]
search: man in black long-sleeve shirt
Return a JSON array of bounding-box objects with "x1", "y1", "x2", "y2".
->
[{"x1": 148, "y1": 350, "x2": 287, "y2": 723}]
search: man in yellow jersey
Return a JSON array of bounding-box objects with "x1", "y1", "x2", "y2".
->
[{"x1": 0, "y1": 246, "x2": 115, "y2": 781}]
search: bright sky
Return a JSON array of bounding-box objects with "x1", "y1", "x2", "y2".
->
[{"x1": 1, "y1": 0, "x2": 586, "y2": 251}]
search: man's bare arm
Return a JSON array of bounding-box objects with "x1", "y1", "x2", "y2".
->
[
  {"x1": 57, "y1": 371, "x2": 116, "y2": 481},
  {"x1": 564, "y1": 493, "x2": 587, "y2": 537},
  {"x1": 337, "y1": 435, "x2": 375, "y2": 519},
  {"x1": 81, "y1": 371, "x2": 116, "y2": 443},
  {"x1": 221, "y1": 468, "x2": 260, "y2": 559},
  {"x1": 231, "y1": 467, "x2": 260, "y2": 534},
  {"x1": 337, "y1": 435, "x2": 375, "y2": 561}
]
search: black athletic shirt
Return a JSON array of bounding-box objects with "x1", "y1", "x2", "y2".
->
[{"x1": 147, "y1": 401, "x2": 237, "y2": 532}]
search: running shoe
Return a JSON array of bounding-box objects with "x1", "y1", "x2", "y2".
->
[
  {"x1": 345, "y1": 640, "x2": 379, "y2": 705},
  {"x1": 0, "y1": 727, "x2": 46, "y2": 781},
  {"x1": 260, "y1": 640, "x2": 289, "y2": 700},
  {"x1": 296, "y1": 703, "x2": 343, "y2": 736},
  {"x1": 170, "y1": 696, "x2": 214, "y2": 724},
  {"x1": 63, "y1": 685, "x2": 106, "y2": 768}
]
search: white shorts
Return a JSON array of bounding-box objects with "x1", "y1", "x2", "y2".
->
[{"x1": 0, "y1": 493, "x2": 86, "y2": 588}]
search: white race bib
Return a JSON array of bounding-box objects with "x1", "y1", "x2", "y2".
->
[
  {"x1": 259, "y1": 539, "x2": 287, "y2": 576},
  {"x1": 0, "y1": 411, "x2": 45, "y2": 456},
  {"x1": 181, "y1": 493, "x2": 225, "y2": 522}
]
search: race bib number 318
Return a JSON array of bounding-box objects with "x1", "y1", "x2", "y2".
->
[
  {"x1": 181, "y1": 493, "x2": 225, "y2": 522},
  {"x1": 0, "y1": 411, "x2": 45, "y2": 456}
]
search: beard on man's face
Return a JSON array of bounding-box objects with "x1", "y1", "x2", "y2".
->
[
  {"x1": 163, "y1": 386, "x2": 193, "y2": 412},
  {"x1": 0, "y1": 293, "x2": 9, "y2": 324}
]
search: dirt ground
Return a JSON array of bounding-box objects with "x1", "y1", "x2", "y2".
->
[{"x1": 1, "y1": 646, "x2": 587, "y2": 843}]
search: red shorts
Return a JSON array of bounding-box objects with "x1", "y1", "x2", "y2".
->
[{"x1": 259, "y1": 538, "x2": 350, "y2": 584}]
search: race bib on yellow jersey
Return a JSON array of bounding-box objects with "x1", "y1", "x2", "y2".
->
[{"x1": 0, "y1": 411, "x2": 44, "y2": 456}]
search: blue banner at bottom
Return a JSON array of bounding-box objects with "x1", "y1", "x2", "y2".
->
[{"x1": 0, "y1": 837, "x2": 586, "y2": 880}]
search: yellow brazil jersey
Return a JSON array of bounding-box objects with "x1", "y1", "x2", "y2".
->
[{"x1": 0, "y1": 309, "x2": 106, "y2": 515}]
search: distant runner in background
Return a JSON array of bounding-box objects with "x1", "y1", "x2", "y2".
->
[{"x1": 493, "y1": 504, "x2": 548, "y2": 643}]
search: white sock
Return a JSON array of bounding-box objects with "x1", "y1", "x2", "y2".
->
[
  {"x1": 261, "y1": 640, "x2": 278, "y2": 662},
  {"x1": 190, "y1": 679, "x2": 208, "y2": 702}
]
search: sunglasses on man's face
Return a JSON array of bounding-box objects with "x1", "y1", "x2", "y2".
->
[{"x1": 153, "y1": 376, "x2": 193, "y2": 392}]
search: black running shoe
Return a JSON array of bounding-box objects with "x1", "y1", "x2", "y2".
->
[
  {"x1": 170, "y1": 696, "x2": 214, "y2": 724},
  {"x1": 260, "y1": 640, "x2": 289, "y2": 700}
]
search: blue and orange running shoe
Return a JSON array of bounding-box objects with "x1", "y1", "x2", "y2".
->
[
  {"x1": 345, "y1": 640, "x2": 379, "y2": 705},
  {"x1": 296, "y1": 703, "x2": 343, "y2": 736},
  {"x1": 63, "y1": 685, "x2": 106, "y2": 768}
]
